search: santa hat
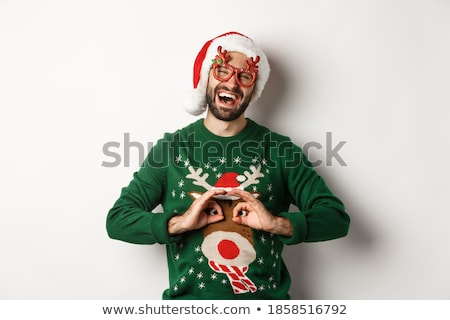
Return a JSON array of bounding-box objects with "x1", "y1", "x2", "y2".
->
[
  {"x1": 214, "y1": 172, "x2": 246, "y2": 189},
  {"x1": 212, "y1": 172, "x2": 246, "y2": 200},
  {"x1": 183, "y1": 31, "x2": 270, "y2": 116}
]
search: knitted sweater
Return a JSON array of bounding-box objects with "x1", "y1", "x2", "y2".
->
[{"x1": 106, "y1": 118, "x2": 350, "y2": 299}]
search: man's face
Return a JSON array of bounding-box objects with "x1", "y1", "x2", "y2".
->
[{"x1": 206, "y1": 51, "x2": 256, "y2": 121}]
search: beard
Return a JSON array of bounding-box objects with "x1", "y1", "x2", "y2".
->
[{"x1": 205, "y1": 84, "x2": 252, "y2": 122}]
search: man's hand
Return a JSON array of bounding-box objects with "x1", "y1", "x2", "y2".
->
[
  {"x1": 168, "y1": 189, "x2": 226, "y2": 235},
  {"x1": 227, "y1": 189, "x2": 293, "y2": 237}
]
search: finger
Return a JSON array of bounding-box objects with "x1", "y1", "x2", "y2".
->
[
  {"x1": 204, "y1": 200, "x2": 224, "y2": 225},
  {"x1": 194, "y1": 190, "x2": 225, "y2": 208},
  {"x1": 227, "y1": 188, "x2": 254, "y2": 201},
  {"x1": 232, "y1": 202, "x2": 252, "y2": 218},
  {"x1": 207, "y1": 213, "x2": 225, "y2": 224},
  {"x1": 203, "y1": 189, "x2": 227, "y2": 201},
  {"x1": 232, "y1": 202, "x2": 244, "y2": 218},
  {"x1": 205, "y1": 201, "x2": 224, "y2": 216}
]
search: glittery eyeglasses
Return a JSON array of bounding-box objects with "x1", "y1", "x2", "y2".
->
[{"x1": 211, "y1": 46, "x2": 260, "y2": 88}]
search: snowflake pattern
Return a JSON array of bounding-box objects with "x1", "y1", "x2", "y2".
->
[
  {"x1": 170, "y1": 153, "x2": 276, "y2": 202},
  {"x1": 168, "y1": 150, "x2": 282, "y2": 294}
]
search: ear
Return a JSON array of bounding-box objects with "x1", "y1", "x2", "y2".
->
[{"x1": 188, "y1": 191, "x2": 203, "y2": 200}]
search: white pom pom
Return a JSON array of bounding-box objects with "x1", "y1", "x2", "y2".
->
[{"x1": 183, "y1": 88, "x2": 207, "y2": 116}]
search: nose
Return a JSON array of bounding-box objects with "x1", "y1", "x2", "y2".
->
[
  {"x1": 217, "y1": 239, "x2": 240, "y2": 260},
  {"x1": 225, "y1": 71, "x2": 239, "y2": 87}
]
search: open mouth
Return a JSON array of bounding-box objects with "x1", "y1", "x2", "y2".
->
[{"x1": 217, "y1": 91, "x2": 241, "y2": 107}]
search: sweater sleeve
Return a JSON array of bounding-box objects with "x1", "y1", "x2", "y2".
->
[
  {"x1": 106, "y1": 139, "x2": 181, "y2": 245},
  {"x1": 277, "y1": 142, "x2": 350, "y2": 245}
]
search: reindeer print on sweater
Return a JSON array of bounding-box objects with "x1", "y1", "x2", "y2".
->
[
  {"x1": 170, "y1": 155, "x2": 283, "y2": 296},
  {"x1": 187, "y1": 164, "x2": 263, "y2": 294}
]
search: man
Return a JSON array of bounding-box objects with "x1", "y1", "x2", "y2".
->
[{"x1": 106, "y1": 31, "x2": 350, "y2": 299}]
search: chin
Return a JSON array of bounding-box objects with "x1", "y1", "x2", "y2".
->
[
  {"x1": 209, "y1": 104, "x2": 248, "y2": 121},
  {"x1": 207, "y1": 96, "x2": 251, "y2": 122}
]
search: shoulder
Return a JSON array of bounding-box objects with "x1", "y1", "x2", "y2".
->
[
  {"x1": 247, "y1": 119, "x2": 293, "y2": 144},
  {"x1": 157, "y1": 119, "x2": 202, "y2": 142}
]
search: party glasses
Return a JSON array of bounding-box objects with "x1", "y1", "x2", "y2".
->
[
  {"x1": 211, "y1": 46, "x2": 259, "y2": 88},
  {"x1": 212, "y1": 64, "x2": 257, "y2": 87}
]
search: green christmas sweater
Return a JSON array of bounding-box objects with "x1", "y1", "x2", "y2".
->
[{"x1": 107, "y1": 118, "x2": 350, "y2": 300}]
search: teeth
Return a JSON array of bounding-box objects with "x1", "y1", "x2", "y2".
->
[{"x1": 219, "y1": 92, "x2": 236, "y2": 99}]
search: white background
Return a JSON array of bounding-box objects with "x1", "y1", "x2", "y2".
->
[{"x1": 1, "y1": 0, "x2": 449, "y2": 299}]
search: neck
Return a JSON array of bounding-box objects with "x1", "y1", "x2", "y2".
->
[{"x1": 203, "y1": 111, "x2": 247, "y2": 137}]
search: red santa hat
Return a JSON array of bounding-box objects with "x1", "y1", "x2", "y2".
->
[
  {"x1": 212, "y1": 172, "x2": 246, "y2": 200},
  {"x1": 183, "y1": 31, "x2": 271, "y2": 116},
  {"x1": 214, "y1": 172, "x2": 246, "y2": 189}
]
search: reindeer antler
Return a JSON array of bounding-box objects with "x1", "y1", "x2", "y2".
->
[
  {"x1": 212, "y1": 46, "x2": 230, "y2": 65},
  {"x1": 238, "y1": 164, "x2": 264, "y2": 190},
  {"x1": 246, "y1": 56, "x2": 260, "y2": 73},
  {"x1": 186, "y1": 166, "x2": 214, "y2": 190}
]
